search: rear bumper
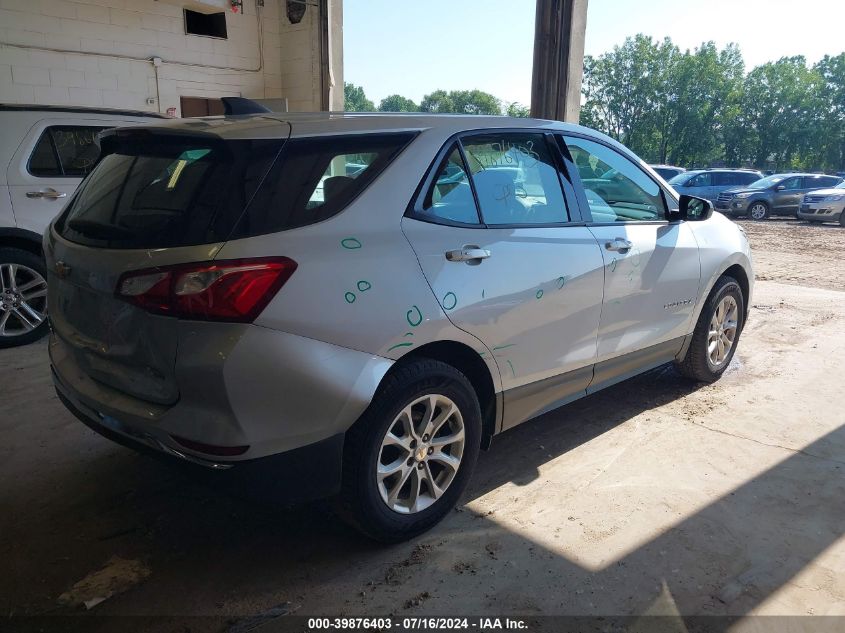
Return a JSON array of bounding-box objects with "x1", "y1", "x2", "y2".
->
[
  {"x1": 55, "y1": 379, "x2": 344, "y2": 503},
  {"x1": 50, "y1": 323, "x2": 393, "y2": 496}
]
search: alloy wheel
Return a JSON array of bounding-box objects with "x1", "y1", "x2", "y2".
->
[
  {"x1": 707, "y1": 295, "x2": 738, "y2": 367},
  {"x1": 0, "y1": 263, "x2": 48, "y2": 338},
  {"x1": 376, "y1": 394, "x2": 465, "y2": 514},
  {"x1": 749, "y1": 203, "x2": 767, "y2": 220}
]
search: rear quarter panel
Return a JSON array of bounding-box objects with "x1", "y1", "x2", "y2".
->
[{"x1": 213, "y1": 127, "x2": 505, "y2": 393}]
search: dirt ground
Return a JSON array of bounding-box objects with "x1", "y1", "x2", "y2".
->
[{"x1": 1, "y1": 218, "x2": 844, "y2": 630}]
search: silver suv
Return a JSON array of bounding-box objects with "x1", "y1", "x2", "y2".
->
[
  {"x1": 48, "y1": 113, "x2": 753, "y2": 541},
  {"x1": 716, "y1": 173, "x2": 843, "y2": 220},
  {"x1": 0, "y1": 104, "x2": 166, "y2": 347}
]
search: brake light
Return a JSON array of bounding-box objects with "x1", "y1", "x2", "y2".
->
[{"x1": 116, "y1": 257, "x2": 297, "y2": 322}]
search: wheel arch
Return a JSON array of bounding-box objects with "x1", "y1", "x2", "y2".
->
[
  {"x1": 722, "y1": 263, "x2": 751, "y2": 321},
  {"x1": 0, "y1": 228, "x2": 43, "y2": 258},
  {"x1": 387, "y1": 340, "x2": 499, "y2": 449}
]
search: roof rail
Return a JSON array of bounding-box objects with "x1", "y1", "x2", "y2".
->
[{"x1": 221, "y1": 97, "x2": 271, "y2": 115}]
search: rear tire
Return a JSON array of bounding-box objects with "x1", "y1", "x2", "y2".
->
[
  {"x1": 839, "y1": 213, "x2": 845, "y2": 227},
  {"x1": 0, "y1": 248, "x2": 49, "y2": 348},
  {"x1": 337, "y1": 358, "x2": 481, "y2": 542},
  {"x1": 748, "y1": 201, "x2": 769, "y2": 221},
  {"x1": 676, "y1": 276, "x2": 745, "y2": 383}
]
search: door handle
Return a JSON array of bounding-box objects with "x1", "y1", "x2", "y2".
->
[
  {"x1": 445, "y1": 246, "x2": 491, "y2": 263},
  {"x1": 26, "y1": 189, "x2": 67, "y2": 200},
  {"x1": 604, "y1": 238, "x2": 633, "y2": 252}
]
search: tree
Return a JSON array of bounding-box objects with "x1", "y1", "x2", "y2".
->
[
  {"x1": 739, "y1": 57, "x2": 823, "y2": 170},
  {"x1": 505, "y1": 102, "x2": 530, "y2": 118},
  {"x1": 813, "y1": 53, "x2": 845, "y2": 172},
  {"x1": 344, "y1": 82, "x2": 374, "y2": 112},
  {"x1": 420, "y1": 89, "x2": 501, "y2": 115},
  {"x1": 378, "y1": 94, "x2": 418, "y2": 112}
]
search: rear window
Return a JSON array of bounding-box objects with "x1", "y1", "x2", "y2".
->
[
  {"x1": 229, "y1": 132, "x2": 415, "y2": 238},
  {"x1": 57, "y1": 135, "x2": 282, "y2": 249}
]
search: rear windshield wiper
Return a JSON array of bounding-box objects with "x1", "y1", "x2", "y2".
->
[{"x1": 67, "y1": 219, "x2": 135, "y2": 240}]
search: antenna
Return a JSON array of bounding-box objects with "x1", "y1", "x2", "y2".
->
[{"x1": 220, "y1": 97, "x2": 272, "y2": 116}]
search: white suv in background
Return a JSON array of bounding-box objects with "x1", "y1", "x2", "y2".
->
[{"x1": 0, "y1": 104, "x2": 166, "y2": 347}]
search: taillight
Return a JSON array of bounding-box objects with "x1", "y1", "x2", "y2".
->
[{"x1": 116, "y1": 257, "x2": 297, "y2": 322}]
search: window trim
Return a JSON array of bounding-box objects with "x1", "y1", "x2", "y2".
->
[
  {"x1": 27, "y1": 125, "x2": 108, "y2": 179},
  {"x1": 556, "y1": 131, "x2": 677, "y2": 226},
  {"x1": 406, "y1": 127, "x2": 586, "y2": 229}
]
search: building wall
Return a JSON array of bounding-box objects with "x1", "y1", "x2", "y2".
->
[{"x1": 0, "y1": 0, "x2": 343, "y2": 115}]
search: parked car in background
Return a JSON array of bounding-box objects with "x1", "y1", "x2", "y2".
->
[
  {"x1": 47, "y1": 111, "x2": 753, "y2": 541},
  {"x1": 0, "y1": 104, "x2": 167, "y2": 347},
  {"x1": 715, "y1": 173, "x2": 843, "y2": 220},
  {"x1": 650, "y1": 165, "x2": 685, "y2": 180},
  {"x1": 669, "y1": 169, "x2": 763, "y2": 203},
  {"x1": 797, "y1": 181, "x2": 845, "y2": 226}
]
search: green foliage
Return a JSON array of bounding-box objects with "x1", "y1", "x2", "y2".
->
[
  {"x1": 505, "y1": 102, "x2": 530, "y2": 118},
  {"x1": 378, "y1": 94, "x2": 419, "y2": 112},
  {"x1": 420, "y1": 89, "x2": 501, "y2": 115},
  {"x1": 344, "y1": 82, "x2": 375, "y2": 112},
  {"x1": 581, "y1": 37, "x2": 845, "y2": 173}
]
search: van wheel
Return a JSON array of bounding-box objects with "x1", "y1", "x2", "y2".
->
[
  {"x1": 748, "y1": 202, "x2": 769, "y2": 221},
  {"x1": 0, "y1": 248, "x2": 49, "y2": 348},
  {"x1": 676, "y1": 276, "x2": 744, "y2": 383},
  {"x1": 338, "y1": 358, "x2": 481, "y2": 542}
]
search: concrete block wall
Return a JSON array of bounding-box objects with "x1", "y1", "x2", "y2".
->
[{"x1": 0, "y1": 0, "x2": 342, "y2": 115}]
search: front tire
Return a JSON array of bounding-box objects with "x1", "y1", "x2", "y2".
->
[
  {"x1": 676, "y1": 276, "x2": 745, "y2": 383},
  {"x1": 0, "y1": 248, "x2": 49, "y2": 348},
  {"x1": 338, "y1": 358, "x2": 481, "y2": 542},
  {"x1": 748, "y1": 201, "x2": 769, "y2": 221}
]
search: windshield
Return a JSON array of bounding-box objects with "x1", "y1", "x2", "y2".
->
[
  {"x1": 748, "y1": 175, "x2": 786, "y2": 189},
  {"x1": 668, "y1": 173, "x2": 693, "y2": 185}
]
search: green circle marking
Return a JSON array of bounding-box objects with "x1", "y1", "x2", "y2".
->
[
  {"x1": 357, "y1": 280, "x2": 372, "y2": 292},
  {"x1": 344, "y1": 292, "x2": 356, "y2": 304},
  {"x1": 557, "y1": 276, "x2": 566, "y2": 289},
  {"x1": 406, "y1": 305, "x2": 423, "y2": 327},
  {"x1": 536, "y1": 289, "x2": 544, "y2": 300},
  {"x1": 341, "y1": 237, "x2": 362, "y2": 249},
  {"x1": 442, "y1": 291, "x2": 457, "y2": 311}
]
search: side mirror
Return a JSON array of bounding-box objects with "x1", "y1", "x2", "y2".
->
[
  {"x1": 678, "y1": 194, "x2": 713, "y2": 221},
  {"x1": 775, "y1": 185, "x2": 786, "y2": 191}
]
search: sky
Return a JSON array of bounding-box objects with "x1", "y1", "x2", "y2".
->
[{"x1": 343, "y1": 0, "x2": 845, "y2": 108}]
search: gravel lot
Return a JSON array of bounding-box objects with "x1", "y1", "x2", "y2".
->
[{"x1": 1, "y1": 218, "x2": 843, "y2": 629}]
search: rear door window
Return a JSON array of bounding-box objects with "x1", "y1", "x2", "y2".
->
[
  {"x1": 56, "y1": 136, "x2": 282, "y2": 248},
  {"x1": 28, "y1": 126, "x2": 108, "y2": 177},
  {"x1": 712, "y1": 172, "x2": 736, "y2": 186},
  {"x1": 461, "y1": 133, "x2": 569, "y2": 225},
  {"x1": 808, "y1": 176, "x2": 840, "y2": 189},
  {"x1": 232, "y1": 133, "x2": 415, "y2": 238}
]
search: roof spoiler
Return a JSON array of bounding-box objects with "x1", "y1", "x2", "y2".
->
[{"x1": 221, "y1": 97, "x2": 272, "y2": 115}]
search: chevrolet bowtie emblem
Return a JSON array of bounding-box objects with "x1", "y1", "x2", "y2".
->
[{"x1": 54, "y1": 261, "x2": 71, "y2": 279}]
